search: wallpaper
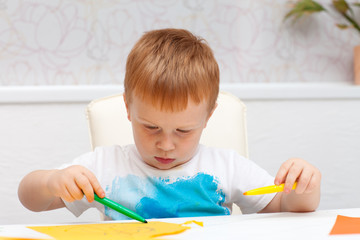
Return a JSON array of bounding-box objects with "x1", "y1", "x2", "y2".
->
[{"x1": 0, "y1": 0, "x2": 358, "y2": 85}]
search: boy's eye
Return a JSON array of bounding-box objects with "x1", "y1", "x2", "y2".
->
[
  {"x1": 176, "y1": 129, "x2": 191, "y2": 133},
  {"x1": 145, "y1": 125, "x2": 158, "y2": 130}
]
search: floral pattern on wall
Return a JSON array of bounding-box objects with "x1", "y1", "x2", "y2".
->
[{"x1": 0, "y1": 0, "x2": 357, "y2": 85}]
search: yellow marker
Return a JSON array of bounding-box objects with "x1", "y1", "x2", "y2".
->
[{"x1": 243, "y1": 182, "x2": 297, "y2": 195}]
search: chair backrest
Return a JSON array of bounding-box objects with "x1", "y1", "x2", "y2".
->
[{"x1": 86, "y1": 91, "x2": 249, "y2": 158}]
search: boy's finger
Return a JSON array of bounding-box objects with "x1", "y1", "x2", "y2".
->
[
  {"x1": 83, "y1": 170, "x2": 105, "y2": 199},
  {"x1": 295, "y1": 167, "x2": 313, "y2": 194},
  {"x1": 61, "y1": 188, "x2": 75, "y2": 202},
  {"x1": 274, "y1": 160, "x2": 294, "y2": 185},
  {"x1": 274, "y1": 170, "x2": 286, "y2": 185},
  {"x1": 67, "y1": 180, "x2": 87, "y2": 200},
  {"x1": 304, "y1": 173, "x2": 319, "y2": 194},
  {"x1": 284, "y1": 164, "x2": 303, "y2": 193},
  {"x1": 75, "y1": 175, "x2": 95, "y2": 202},
  {"x1": 63, "y1": 184, "x2": 83, "y2": 202}
]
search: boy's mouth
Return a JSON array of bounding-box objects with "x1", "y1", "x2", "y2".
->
[{"x1": 154, "y1": 157, "x2": 176, "y2": 164}]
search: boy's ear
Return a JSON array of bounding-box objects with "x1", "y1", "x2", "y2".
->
[
  {"x1": 204, "y1": 103, "x2": 217, "y2": 128},
  {"x1": 123, "y1": 94, "x2": 131, "y2": 121}
]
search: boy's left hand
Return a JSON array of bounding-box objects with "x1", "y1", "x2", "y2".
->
[
  {"x1": 260, "y1": 158, "x2": 321, "y2": 213},
  {"x1": 275, "y1": 158, "x2": 321, "y2": 195}
]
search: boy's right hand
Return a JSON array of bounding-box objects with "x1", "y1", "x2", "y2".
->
[{"x1": 47, "y1": 165, "x2": 105, "y2": 203}]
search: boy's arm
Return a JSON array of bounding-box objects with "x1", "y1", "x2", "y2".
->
[
  {"x1": 18, "y1": 166, "x2": 105, "y2": 212},
  {"x1": 259, "y1": 158, "x2": 321, "y2": 213},
  {"x1": 18, "y1": 170, "x2": 65, "y2": 211}
]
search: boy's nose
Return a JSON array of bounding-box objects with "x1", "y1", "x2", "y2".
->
[{"x1": 156, "y1": 134, "x2": 175, "y2": 151}]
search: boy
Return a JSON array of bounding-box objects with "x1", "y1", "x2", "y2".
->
[{"x1": 18, "y1": 28, "x2": 321, "y2": 220}]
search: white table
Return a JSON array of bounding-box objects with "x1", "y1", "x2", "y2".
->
[
  {"x1": 1, "y1": 208, "x2": 359, "y2": 240},
  {"x1": 166, "y1": 208, "x2": 360, "y2": 240}
]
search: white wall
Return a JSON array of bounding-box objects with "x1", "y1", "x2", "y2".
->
[
  {"x1": 246, "y1": 99, "x2": 360, "y2": 211},
  {"x1": 1, "y1": 0, "x2": 359, "y2": 85},
  {"x1": 1, "y1": 84, "x2": 359, "y2": 225},
  {"x1": 0, "y1": 102, "x2": 99, "y2": 224}
]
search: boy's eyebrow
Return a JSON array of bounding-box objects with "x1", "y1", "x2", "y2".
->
[
  {"x1": 137, "y1": 117, "x2": 202, "y2": 129},
  {"x1": 137, "y1": 117, "x2": 156, "y2": 125}
]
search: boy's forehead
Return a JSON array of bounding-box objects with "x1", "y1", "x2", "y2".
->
[
  {"x1": 130, "y1": 94, "x2": 210, "y2": 127},
  {"x1": 130, "y1": 93, "x2": 209, "y2": 113}
]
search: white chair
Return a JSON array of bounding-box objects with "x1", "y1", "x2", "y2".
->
[
  {"x1": 85, "y1": 91, "x2": 249, "y2": 214},
  {"x1": 86, "y1": 91, "x2": 249, "y2": 158}
]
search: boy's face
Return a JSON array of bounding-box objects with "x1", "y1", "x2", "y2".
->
[{"x1": 125, "y1": 94, "x2": 213, "y2": 170}]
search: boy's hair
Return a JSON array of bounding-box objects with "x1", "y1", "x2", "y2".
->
[{"x1": 124, "y1": 28, "x2": 219, "y2": 113}]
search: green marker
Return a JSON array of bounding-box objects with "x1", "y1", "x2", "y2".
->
[{"x1": 94, "y1": 193, "x2": 147, "y2": 223}]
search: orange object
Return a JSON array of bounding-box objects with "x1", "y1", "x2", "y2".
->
[{"x1": 329, "y1": 215, "x2": 360, "y2": 235}]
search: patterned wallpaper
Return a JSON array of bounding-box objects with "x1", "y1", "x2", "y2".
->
[{"x1": 0, "y1": 0, "x2": 358, "y2": 85}]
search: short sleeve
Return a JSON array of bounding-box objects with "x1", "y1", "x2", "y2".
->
[{"x1": 228, "y1": 152, "x2": 276, "y2": 214}]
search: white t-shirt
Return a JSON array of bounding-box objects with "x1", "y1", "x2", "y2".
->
[{"x1": 61, "y1": 144, "x2": 275, "y2": 220}]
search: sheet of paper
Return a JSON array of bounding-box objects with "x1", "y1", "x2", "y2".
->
[
  {"x1": 0, "y1": 225, "x2": 50, "y2": 239},
  {"x1": 28, "y1": 221, "x2": 199, "y2": 240},
  {"x1": 329, "y1": 215, "x2": 360, "y2": 235}
]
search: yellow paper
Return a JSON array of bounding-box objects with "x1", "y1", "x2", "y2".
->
[{"x1": 28, "y1": 221, "x2": 200, "y2": 240}]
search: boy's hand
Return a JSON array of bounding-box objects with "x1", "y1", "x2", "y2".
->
[
  {"x1": 275, "y1": 158, "x2": 321, "y2": 194},
  {"x1": 260, "y1": 158, "x2": 321, "y2": 213},
  {"x1": 47, "y1": 165, "x2": 105, "y2": 203}
]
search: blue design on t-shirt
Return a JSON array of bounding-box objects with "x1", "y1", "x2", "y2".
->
[{"x1": 105, "y1": 173, "x2": 230, "y2": 220}]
